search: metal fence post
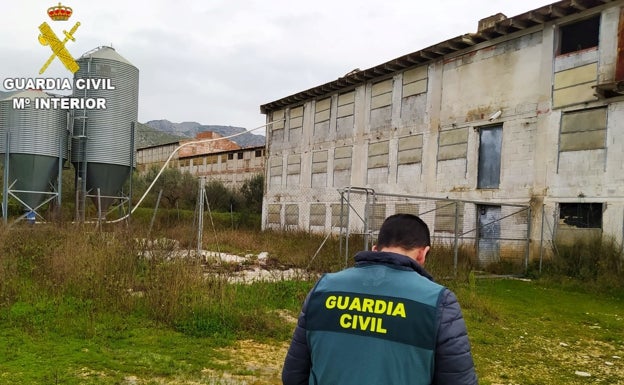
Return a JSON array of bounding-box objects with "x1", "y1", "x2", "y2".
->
[
  {"x1": 525, "y1": 206, "x2": 532, "y2": 273},
  {"x1": 363, "y1": 189, "x2": 371, "y2": 252},
  {"x1": 453, "y1": 201, "x2": 459, "y2": 276},
  {"x1": 2, "y1": 130, "x2": 9, "y2": 224},
  {"x1": 539, "y1": 203, "x2": 545, "y2": 273}
]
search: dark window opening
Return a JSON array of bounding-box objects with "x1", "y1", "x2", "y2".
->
[
  {"x1": 255, "y1": 150, "x2": 263, "y2": 157},
  {"x1": 559, "y1": 15, "x2": 600, "y2": 55},
  {"x1": 559, "y1": 203, "x2": 602, "y2": 228},
  {"x1": 227, "y1": 153, "x2": 234, "y2": 160},
  {"x1": 237, "y1": 152, "x2": 244, "y2": 160},
  {"x1": 477, "y1": 126, "x2": 502, "y2": 189}
]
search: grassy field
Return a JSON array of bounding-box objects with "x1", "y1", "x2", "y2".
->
[
  {"x1": 457, "y1": 278, "x2": 624, "y2": 384},
  {"x1": 0, "y1": 225, "x2": 623, "y2": 384},
  {"x1": 1, "y1": 279, "x2": 622, "y2": 384}
]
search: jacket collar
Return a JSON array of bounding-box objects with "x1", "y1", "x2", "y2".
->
[{"x1": 354, "y1": 250, "x2": 435, "y2": 281}]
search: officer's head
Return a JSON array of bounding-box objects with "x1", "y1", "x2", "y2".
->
[{"x1": 373, "y1": 213, "x2": 431, "y2": 265}]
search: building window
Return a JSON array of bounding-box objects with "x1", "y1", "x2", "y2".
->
[
  {"x1": 309, "y1": 204, "x2": 326, "y2": 227},
  {"x1": 255, "y1": 150, "x2": 263, "y2": 157},
  {"x1": 333, "y1": 146, "x2": 352, "y2": 187},
  {"x1": 371, "y1": 79, "x2": 393, "y2": 110},
  {"x1": 227, "y1": 153, "x2": 234, "y2": 160},
  {"x1": 285, "y1": 204, "x2": 299, "y2": 226},
  {"x1": 477, "y1": 125, "x2": 503, "y2": 189},
  {"x1": 271, "y1": 110, "x2": 285, "y2": 130},
  {"x1": 314, "y1": 97, "x2": 331, "y2": 138},
  {"x1": 331, "y1": 204, "x2": 347, "y2": 228},
  {"x1": 237, "y1": 152, "x2": 244, "y2": 160},
  {"x1": 269, "y1": 156, "x2": 283, "y2": 186},
  {"x1": 315, "y1": 97, "x2": 331, "y2": 124},
  {"x1": 395, "y1": 203, "x2": 419, "y2": 216},
  {"x1": 438, "y1": 127, "x2": 468, "y2": 162},
  {"x1": 397, "y1": 135, "x2": 423, "y2": 165},
  {"x1": 311, "y1": 150, "x2": 328, "y2": 188},
  {"x1": 368, "y1": 203, "x2": 386, "y2": 232},
  {"x1": 559, "y1": 15, "x2": 600, "y2": 55},
  {"x1": 559, "y1": 108, "x2": 606, "y2": 152},
  {"x1": 286, "y1": 154, "x2": 301, "y2": 186},
  {"x1": 559, "y1": 203, "x2": 602, "y2": 228},
  {"x1": 367, "y1": 141, "x2": 389, "y2": 170},
  {"x1": 267, "y1": 204, "x2": 281, "y2": 224},
  {"x1": 289, "y1": 106, "x2": 304, "y2": 128},
  {"x1": 434, "y1": 201, "x2": 464, "y2": 234}
]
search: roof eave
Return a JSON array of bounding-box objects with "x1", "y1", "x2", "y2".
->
[{"x1": 260, "y1": 0, "x2": 615, "y2": 114}]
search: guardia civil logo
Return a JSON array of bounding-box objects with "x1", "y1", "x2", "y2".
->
[{"x1": 38, "y1": 2, "x2": 81, "y2": 74}]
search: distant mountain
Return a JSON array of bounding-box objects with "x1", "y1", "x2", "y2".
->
[
  {"x1": 145, "y1": 119, "x2": 265, "y2": 148},
  {"x1": 135, "y1": 122, "x2": 184, "y2": 149}
]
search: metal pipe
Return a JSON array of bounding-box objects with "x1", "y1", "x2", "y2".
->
[
  {"x1": 197, "y1": 177, "x2": 205, "y2": 255},
  {"x1": 103, "y1": 120, "x2": 281, "y2": 224},
  {"x1": 148, "y1": 189, "x2": 162, "y2": 235}
]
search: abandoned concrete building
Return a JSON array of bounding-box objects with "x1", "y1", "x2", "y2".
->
[
  {"x1": 136, "y1": 131, "x2": 265, "y2": 188},
  {"x1": 259, "y1": 0, "x2": 624, "y2": 265}
]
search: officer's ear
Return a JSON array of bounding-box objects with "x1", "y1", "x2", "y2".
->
[
  {"x1": 415, "y1": 246, "x2": 430, "y2": 265},
  {"x1": 372, "y1": 244, "x2": 378, "y2": 251}
]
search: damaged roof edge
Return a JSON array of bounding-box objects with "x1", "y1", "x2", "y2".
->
[{"x1": 260, "y1": 0, "x2": 615, "y2": 114}]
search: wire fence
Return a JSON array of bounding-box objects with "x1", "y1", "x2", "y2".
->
[
  {"x1": 264, "y1": 186, "x2": 533, "y2": 275},
  {"x1": 337, "y1": 188, "x2": 531, "y2": 275}
]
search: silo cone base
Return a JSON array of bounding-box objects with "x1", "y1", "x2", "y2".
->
[
  {"x1": 9, "y1": 153, "x2": 60, "y2": 210},
  {"x1": 74, "y1": 162, "x2": 131, "y2": 213}
]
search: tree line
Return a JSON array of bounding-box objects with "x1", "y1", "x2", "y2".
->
[
  {"x1": 0, "y1": 166, "x2": 264, "y2": 219},
  {"x1": 132, "y1": 166, "x2": 264, "y2": 214}
]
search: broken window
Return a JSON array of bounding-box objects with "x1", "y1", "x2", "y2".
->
[
  {"x1": 559, "y1": 203, "x2": 602, "y2": 228},
  {"x1": 559, "y1": 15, "x2": 600, "y2": 55}
]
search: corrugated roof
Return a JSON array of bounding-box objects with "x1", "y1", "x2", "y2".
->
[
  {"x1": 260, "y1": 0, "x2": 615, "y2": 113},
  {"x1": 1, "y1": 89, "x2": 48, "y2": 101},
  {"x1": 78, "y1": 46, "x2": 136, "y2": 67}
]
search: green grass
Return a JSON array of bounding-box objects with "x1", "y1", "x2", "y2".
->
[
  {"x1": 0, "y1": 303, "x2": 228, "y2": 384},
  {"x1": 1, "y1": 279, "x2": 622, "y2": 384},
  {"x1": 453, "y1": 278, "x2": 624, "y2": 385},
  {"x1": 0, "y1": 284, "x2": 312, "y2": 385}
]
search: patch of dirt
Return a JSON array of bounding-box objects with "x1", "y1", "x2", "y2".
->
[{"x1": 204, "y1": 339, "x2": 289, "y2": 385}]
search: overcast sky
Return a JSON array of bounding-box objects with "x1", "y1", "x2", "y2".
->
[{"x1": 1, "y1": 0, "x2": 553, "y2": 133}]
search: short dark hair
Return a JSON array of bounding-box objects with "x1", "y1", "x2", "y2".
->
[{"x1": 376, "y1": 213, "x2": 431, "y2": 250}]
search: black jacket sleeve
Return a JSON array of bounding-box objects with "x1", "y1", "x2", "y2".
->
[
  {"x1": 432, "y1": 288, "x2": 478, "y2": 385},
  {"x1": 282, "y1": 291, "x2": 312, "y2": 385}
]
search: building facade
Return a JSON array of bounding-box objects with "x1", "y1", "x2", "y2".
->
[
  {"x1": 260, "y1": 0, "x2": 624, "y2": 255},
  {"x1": 136, "y1": 132, "x2": 266, "y2": 188}
]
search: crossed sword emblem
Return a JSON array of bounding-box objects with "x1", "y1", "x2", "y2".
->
[{"x1": 38, "y1": 21, "x2": 80, "y2": 74}]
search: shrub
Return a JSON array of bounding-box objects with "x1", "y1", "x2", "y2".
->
[{"x1": 538, "y1": 235, "x2": 624, "y2": 290}]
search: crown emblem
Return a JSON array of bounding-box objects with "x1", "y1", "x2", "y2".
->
[{"x1": 47, "y1": 2, "x2": 73, "y2": 21}]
